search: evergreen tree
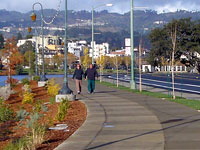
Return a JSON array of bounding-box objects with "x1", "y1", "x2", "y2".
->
[
  {"x1": 0, "y1": 33, "x2": 4, "y2": 49},
  {"x1": 16, "y1": 32, "x2": 23, "y2": 41}
]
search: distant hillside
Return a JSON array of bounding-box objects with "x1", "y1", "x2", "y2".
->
[
  {"x1": 1, "y1": 9, "x2": 200, "y2": 33},
  {"x1": 1, "y1": 9, "x2": 200, "y2": 49}
]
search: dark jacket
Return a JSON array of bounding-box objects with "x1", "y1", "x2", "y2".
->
[
  {"x1": 73, "y1": 68, "x2": 84, "y2": 80},
  {"x1": 85, "y1": 68, "x2": 98, "y2": 80}
]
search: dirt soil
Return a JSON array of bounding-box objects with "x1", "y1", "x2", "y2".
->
[{"x1": 0, "y1": 80, "x2": 87, "y2": 150}]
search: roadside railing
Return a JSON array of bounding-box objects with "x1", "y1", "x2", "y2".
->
[{"x1": 102, "y1": 75, "x2": 200, "y2": 100}]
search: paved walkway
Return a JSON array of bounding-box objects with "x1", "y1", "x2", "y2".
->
[{"x1": 55, "y1": 78, "x2": 200, "y2": 150}]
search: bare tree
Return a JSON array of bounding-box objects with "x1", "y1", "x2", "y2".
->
[
  {"x1": 171, "y1": 24, "x2": 177, "y2": 99},
  {"x1": 110, "y1": 56, "x2": 121, "y2": 87},
  {"x1": 139, "y1": 39, "x2": 142, "y2": 92},
  {"x1": 124, "y1": 56, "x2": 131, "y2": 75}
]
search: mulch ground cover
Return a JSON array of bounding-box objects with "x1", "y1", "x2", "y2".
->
[{"x1": 0, "y1": 80, "x2": 87, "y2": 150}]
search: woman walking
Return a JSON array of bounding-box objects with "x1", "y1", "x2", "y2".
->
[{"x1": 72, "y1": 64, "x2": 84, "y2": 94}]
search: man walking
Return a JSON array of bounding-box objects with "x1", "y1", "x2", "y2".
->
[
  {"x1": 72, "y1": 64, "x2": 84, "y2": 94},
  {"x1": 85, "y1": 64, "x2": 98, "y2": 94}
]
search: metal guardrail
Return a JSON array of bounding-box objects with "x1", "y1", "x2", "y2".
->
[{"x1": 106, "y1": 76, "x2": 200, "y2": 94}]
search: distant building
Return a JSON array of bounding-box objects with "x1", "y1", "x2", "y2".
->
[
  {"x1": 89, "y1": 41, "x2": 109, "y2": 58},
  {"x1": 68, "y1": 40, "x2": 87, "y2": 58},
  {"x1": 124, "y1": 38, "x2": 138, "y2": 56}
]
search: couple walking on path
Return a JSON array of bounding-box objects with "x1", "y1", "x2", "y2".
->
[{"x1": 72, "y1": 64, "x2": 98, "y2": 94}]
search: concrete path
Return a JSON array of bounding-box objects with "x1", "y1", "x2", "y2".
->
[{"x1": 55, "y1": 78, "x2": 200, "y2": 150}]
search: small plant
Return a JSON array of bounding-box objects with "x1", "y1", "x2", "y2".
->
[
  {"x1": 16, "y1": 109, "x2": 29, "y2": 122},
  {"x1": 33, "y1": 76, "x2": 40, "y2": 82},
  {"x1": 27, "y1": 123, "x2": 46, "y2": 150},
  {"x1": 6, "y1": 77, "x2": 19, "y2": 88},
  {"x1": 0, "y1": 99, "x2": 15, "y2": 123},
  {"x1": 49, "y1": 97, "x2": 55, "y2": 104},
  {"x1": 22, "y1": 91, "x2": 34, "y2": 104},
  {"x1": 26, "y1": 112, "x2": 40, "y2": 128},
  {"x1": 21, "y1": 78, "x2": 30, "y2": 85},
  {"x1": 33, "y1": 100, "x2": 42, "y2": 113},
  {"x1": 22, "y1": 84, "x2": 31, "y2": 93},
  {"x1": 3, "y1": 137, "x2": 29, "y2": 150},
  {"x1": 25, "y1": 112, "x2": 46, "y2": 150},
  {"x1": 47, "y1": 79, "x2": 60, "y2": 98},
  {"x1": 56, "y1": 98, "x2": 70, "y2": 122},
  {"x1": 47, "y1": 116, "x2": 54, "y2": 127}
]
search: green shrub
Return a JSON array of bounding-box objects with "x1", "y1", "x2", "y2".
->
[
  {"x1": 33, "y1": 100, "x2": 42, "y2": 113},
  {"x1": 3, "y1": 137, "x2": 29, "y2": 150},
  {"x1": 16, "y1": 109, "x2": 29, "y2": 122},
  {"x1": 47, "y1": 79, "x2": 60, "y2": 98},
  {"x1": 26, "y1": 112, "x2": 40, "y2": 128},
  {"x1": 49, "y1": 97, "x2": 55, "y2": 104},
  {"x1": 33, "y1": 76, "x2": 40, "y2": 82},
  {"x1": 56, "y1": 98, "x2": 70, "y2": 122},
  {"x1": 15, "y1": 65, "x2": 23, "y2": 75},
  {"x1": 21, "y1": 78, "x2": 30, "y2": 85},
  {"x1": 0, "y1": 100, "x2": 15, "y2": 123},
  {"x1": 22, "y1": 91, "x2": 34, "y2": 104}
]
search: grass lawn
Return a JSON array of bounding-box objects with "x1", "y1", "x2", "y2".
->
[{"x1": 97, "y1": 80, "x2": 200, "y2": 110}]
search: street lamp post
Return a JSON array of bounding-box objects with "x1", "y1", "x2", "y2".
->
[
  {"x1": 92, "y1": 3, "x2": 113, "y2": 64},
  {"x1": 31, "y1": 2, "x2": 47, "y2": 81},
  {"x1": 34, "y1": 27, "x2": 38, "y2": 76},
  {"x1": 28, "y1": 27, "x2": 32, "y2": 80},
  {"x1": 59, "y1": 0, "x2": 73, "y2": 94},
  {"x1": 130, "y1": 0, "x2": 136, "y2": 89}
]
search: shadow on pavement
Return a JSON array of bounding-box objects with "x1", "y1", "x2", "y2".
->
[{"x1": 85, "y1": 119, "x2": 200, "y2": 150}]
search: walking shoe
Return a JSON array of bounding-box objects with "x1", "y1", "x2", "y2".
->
[
  {"x1": 88, "y1": 91, "x2": 91, "y2": 94},
  {"x1": 77, "y1": 91, "x2": 80, "y2": 94}
]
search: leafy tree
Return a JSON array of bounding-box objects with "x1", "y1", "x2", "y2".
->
[
  {"x1": 67, "y1": 52, "x2": 76, "y2": 69},
  {"x1": 24, "y1": 50, "x2": 35, "y2": 75},
  {"x1": 15, "y1": 65, "x2": 23, "y2": 75},
  {"x1": 82, "y1": 47, "x2": 92, "y2": 69},
  {"x1": 25, "y1": 34, "x2": 33, "y2": 39},
  {"x1": 2, "y1": 37, "x2": 24, "y2": 82},
  {"x1": 148, "y1": 18, "x2": 200, "y2": 72},
  {"x1": 18, "y1": 41, "x2": 34, "y2": 55},
  {"x1": 52, "y1": 54, "x2": 64, "y2": 69},
  {"x1": 0, "y1": 33, "x2": 4, "y2": 49},
  {"x1": 0, "y1": 58, "x2": 3, "y2": 70},
  {"x1": 16, "y1": 32, "x2": 23, "y2": 41}
]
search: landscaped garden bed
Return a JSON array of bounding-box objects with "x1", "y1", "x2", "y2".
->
[{"x1": 0, "y1": 79, "x2": 87, "y2": 150}]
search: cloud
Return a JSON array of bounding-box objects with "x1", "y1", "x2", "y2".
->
[{"x1": 0, "y1": 0, "x2": 200, "y2": 13}]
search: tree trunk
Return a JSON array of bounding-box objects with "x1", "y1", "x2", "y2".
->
[
  {"x1": 139, "y1": 40, "x2": 142, "y2": 92},
  {"x1": 117, "y1": 65, "x2": 119, "y2": 87},
  {"x1": 171, "y1": 25, "x2": 177, "y2": 99},
  {"x1": 126, "y1": 64, "x2": 128, "y2": 75},
  {"x1": 99, "y1": 65, "x2": 102, "y2": 82}
]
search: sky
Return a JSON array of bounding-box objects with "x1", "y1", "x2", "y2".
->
[{"x1": 0, "y1": 0, "x2": 200, "y2": 14}]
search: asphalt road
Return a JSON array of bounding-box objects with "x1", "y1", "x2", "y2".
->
[{"x1": 107, "y1": 73, "x2": 200, "y2": 94}]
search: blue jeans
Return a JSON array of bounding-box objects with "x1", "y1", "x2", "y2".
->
[{"x1": 88, "y1": 80, "x2": 95, "y2": 93}]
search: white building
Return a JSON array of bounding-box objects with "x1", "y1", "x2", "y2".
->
[
  {"x1": 17, "y1": 39, "x2": 35, "y2": 47},
  {"x1": 89, "y1": 41, "x2": 109, "y2": 58},
  {"x1": 68, "y1": 40, "x2": 87, "y2": 58},
  {"x1": 124, "y1": 38, "x2": 138, "y2": 56}
]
